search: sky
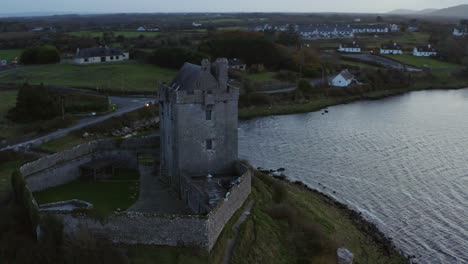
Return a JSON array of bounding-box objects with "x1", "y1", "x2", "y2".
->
[{"x1": 2, "y1": 0, "x2": 468, "y2": 14}]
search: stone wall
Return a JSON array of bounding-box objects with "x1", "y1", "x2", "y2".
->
[
  {"x1": 42, "y1": 163, "x2": 252, "y2": 251},
  {"x1": 22, "y1": 136, "x2": 159, "y2": 192}
]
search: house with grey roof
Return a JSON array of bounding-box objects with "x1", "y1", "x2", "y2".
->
[
  {"x1": 338, "y1": 41, "x2": 361, "y2": 53},
  {"x1": 329, "y1": 69, "x2": 357, "y2": 87},
  {"x1": 62, "y1": 47, "x2": 129, "y2": 65},
  {"x1": 413, "y1": 44, "x2": 437, "y2": 57},
  {"x1": 380, "y1": 42, "x2": 403, "y2": 55},
  {"x1": 298, "y1": 24, "x2": 354, "y2": 39},
  {"x1": 228, "y1": 58, "x2": 246, "y2": 71}
]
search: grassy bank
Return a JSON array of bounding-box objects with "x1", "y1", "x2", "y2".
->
[
  {"x1": 240, "y1": 74, "x2": 468, "y2": 119},
  {"x1": 0, "y1": 62, "x2": 177, "y2": 92},
  {"x1": 0, "y1": 151, "x2": 39, "y2": 202}
]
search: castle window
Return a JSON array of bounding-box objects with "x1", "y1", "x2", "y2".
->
[
  {"x1": 206, "y1": 139, "x2": 213, "y2": 150},
  {"x1": 206, "y1": 105, "x2": 213, "y2": 120}
]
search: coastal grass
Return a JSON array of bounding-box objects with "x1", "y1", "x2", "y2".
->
[
  {"x1": 230, "y1": 171, "x2": 407, "y2": 264},
  {"x1": 0, "y1": 49, "x2": 23, "y2": 60},
  {"x1": 33, "y1": 168, "x2": 140, "y2": 217},
  {"x1": 384, "y1": 54, "x2": 461, "y2": 69},
  {"x1": 0, "y1": 62, "x2": 177, "y2": 92}
]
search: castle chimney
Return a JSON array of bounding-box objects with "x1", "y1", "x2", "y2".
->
[
  {"x1": 212, "y1": 58, "x2": 228, "y2": 92},
  {"x1": 201, "y1": 59, "x2": 211, "y2": 72}
]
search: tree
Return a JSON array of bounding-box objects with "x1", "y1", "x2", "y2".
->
[
  {"x1": 376, "y1": 16, "x2": 383, "y2": 22},
  {"x1": 20, "y1": 45, "x2": 60, "y2": 65},
  {"x1": 7, "y1": 84, "x2": 61, "y2": 122},
  {"x1": 148, "y1": 47, "x2": 206, "y2": 69}
]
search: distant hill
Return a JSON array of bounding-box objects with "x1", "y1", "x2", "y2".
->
[
  {"x1": 430, "y1": 4, "x2": 468, "y2": 18},
  {"x1": 388, "y1": 5, "x2": 468, "y2": 18},
  {"x1": 388, "y1": 8, "x2": 437, "y2": 15}
]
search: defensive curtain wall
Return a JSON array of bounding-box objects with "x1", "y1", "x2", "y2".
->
[{"x1": 21, "y1": 136, "x2": 252, "y2": 251}]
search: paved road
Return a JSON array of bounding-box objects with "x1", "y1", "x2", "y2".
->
[
  {"x1": 341, "y1": 54, "x2": 422, "y2": 72},
  {"x1": 0, "y1": 96, "x2": 155, "y2": 152},
  {"x1": 255, "y1": 87, "x2": 297, "y2": 94}
]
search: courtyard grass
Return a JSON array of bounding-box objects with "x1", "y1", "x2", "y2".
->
[
  {"x1": 33, "y1": 168, "x2": 140, "y2": 217},
  {"x1": 0, "y1": 49, "x2": 23, "y2": 60},
  {"x1": 0, "y1": 62, "x2": 177, "y2": 92},
  {"x1": 384, "y1": 54, "x2": 461, "y2": 69}
]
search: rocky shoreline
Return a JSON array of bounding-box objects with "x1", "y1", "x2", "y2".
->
[{"x1": 259, "y1": 168, "x2": 412, "y2": 263}]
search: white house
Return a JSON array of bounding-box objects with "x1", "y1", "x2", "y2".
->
[
  {"x1": 453, "y1": 27, "x2": 468, "y2": 37},
  {"x1": 228, "y1": 58, "x2": 247, "y2": 71},
  {"x1": 0, "y1": 60, "x2": 7, "y2": 66},
  {"x1": 338, "y1": 41, "x2": 361, "y2": 53},
  {"x1": 62, "y1": 47, "x2": 129, "y2": 65},
  {"x1": 413, "y1": 44, "x2": 437, "y2": 57},
  {"x1": 329, "y1": 69, "x2": 356, "y2": 87},
  {"x1": 390, "y1": 24, "x2": 400, "y2": 32},
  {"x1": 380, "y1": 42, "x2": 403, "y2": 55},
  {"x1": 407, "y1": 25, "x2": 419, "y2": 32},
  {"x1": 137, "y1": 26, "x2": 146, "y2": 32},
  {"x1": 192, "y1": 22, "x2": 203, "y2": 27}
]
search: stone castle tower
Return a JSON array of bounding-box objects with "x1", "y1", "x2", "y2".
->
[{"x1": 158, "y1": 58, "x2": 239, "y2": 201}]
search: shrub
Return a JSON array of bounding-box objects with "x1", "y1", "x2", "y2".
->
[
  {"x1": 272, "y1": 181, "x2": 287, "y2": 204},
  {"x1": 11, "y1": 170, "x2": 39, "y2": 237},
  {"x1": 20, "y1": 45, "x2": 60, "y2": 65},
  {"x1": 7, "y1": 84, "x2": 61, "y2": 122},
  {"x1": 148, "y1": 47, "x2": 206, "y2": 69}
]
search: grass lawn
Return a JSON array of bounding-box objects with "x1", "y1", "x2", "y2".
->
[
  {"x1": 384, "y1": 54, "x2": 461, "y2": 69},
  {"x1": 246, "y1": 72, "x2": 277, "y2": 82},
  {"x1": 34, "y1": 168, "x2": 140, "y2": 217},
  {"x1": 39, "y1": 135, "x2": 91, "y2": 153},
  {"x1": 68, "y1": 31, "x2": 160, "y2": 38},
  {"x1": 0, "y1": 49, "x2": 23, "y2": 60},
  {"x1": 0, "y1": 62, "x2": 177, "y2": 92},
  {"x1": 0, "y1": 89, "x2": 18, "y2": 140}
]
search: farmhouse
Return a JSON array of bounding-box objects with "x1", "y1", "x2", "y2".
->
[
  {"x1": 62, "y1": 47, "x2": 129, "y2": 65},
  {"x1": 453, "y1": 27, "x2": 468, "y2": 37},
  {"x1": 137, "y1": 26, "x2": 160, "y2": 32},
  {"x1": 329, "y1": 69, "x2": 356, "y2": 87},
  {"x1": 390, "y1": 24, "x2": 400, "y2": 32},
  {"x1": 380, "y1": 42, "x2": 403, "y2": 55},
  {"x1": 413, "y1": 44, "x2": 437, "y2": 57},
  {"x1": 228, "y1": 58, "x2": 246, "y2": 71},
  {"x1": 338, "y1": 41, "x2": 361, "y2": 53}
]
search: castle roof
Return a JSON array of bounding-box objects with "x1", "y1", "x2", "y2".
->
[{"x1": 170, "y1": 63, "x2": 204, "y2": 91}]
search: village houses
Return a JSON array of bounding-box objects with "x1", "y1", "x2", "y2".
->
[
  {"x1": 413, "y1": 44, "x2": 437, "y2": 57},
  {"x1": 228, "y1": 58, "x2": 247, "y2": 71},
  {"x1": 453, "y1": 27, "x2": 468, "y2": 37}
]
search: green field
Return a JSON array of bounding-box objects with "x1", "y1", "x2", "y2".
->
[
  {"x1": 68, "y1": 31, "x2": 160, "y2": 38},
  {"x1": 246, "y1": 72, "x2": 277, "y2": 82},
  {"x1": 384, "y1": 54, "x2": 461, "y2": 69},
  {"x1": 0, "y1": 49, "x2": 23, "y2": 60},
  {"x1": 34, "y1": 168, "x2": 140, "y2": 217},
  {"x1": 0, "y1": 62, "x2": 177, "y2": 91},
  {"x1": 0, "y1": 90, "x2": 18, "y2": 140}
]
